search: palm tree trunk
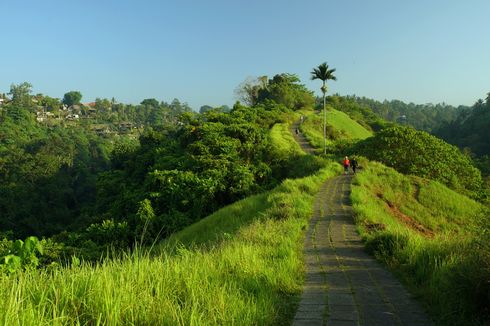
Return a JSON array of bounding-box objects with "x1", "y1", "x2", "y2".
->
[{"x1": 323, "y1": 81, "x2": 326, "y2": 155}]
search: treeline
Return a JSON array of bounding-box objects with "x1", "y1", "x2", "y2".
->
[
  {"x1": 341, "y1": 95, "x2": 467, "y2": 132},
  {"x1": 0, "y1": 82, "x2": 193, "y2": 129},
  {"x1": 434, "y1": 94, "x2": 490, "y2": 175}
]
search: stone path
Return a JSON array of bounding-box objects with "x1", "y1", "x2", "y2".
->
[
  {"x1": 291, "y1": 121, "x2": 433, "y2": 326},
  {"x1": 291, "y1": 121, "x2": 315, "y2": 154}
]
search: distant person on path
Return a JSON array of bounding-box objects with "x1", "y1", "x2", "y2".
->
[
  {"x1": 343, "y1": 156, "x2": 350, "y2": 175},
  {"x1": 350, "y1": 157, "x2": 358, "y2": 174},
  {"x1": 295, "y1": 128, "x2": 299, "y2": 135}
]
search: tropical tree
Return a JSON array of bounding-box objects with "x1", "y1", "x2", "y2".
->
[
  {"x1": 9, "y1": 82, "x2": 33, "y2": 107},
  {"x1": 311, "y1": 62, "x2": 337, "y2": 154},
  {"x1": 62, "y1": 91, "x2": 83, "y2": 107}
]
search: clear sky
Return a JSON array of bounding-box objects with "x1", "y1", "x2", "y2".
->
[{"x1": 1, "y1": 0, "x2": 489, "y2": 109}]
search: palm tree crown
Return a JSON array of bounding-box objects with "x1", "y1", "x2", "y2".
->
[{"x1": 311, "y1": 62, "x2": 337, "y2": 94}]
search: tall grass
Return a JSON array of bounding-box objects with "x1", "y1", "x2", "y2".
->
[
  {"x1": 0, "y1": 162, "x2": 341, "y2": 325},
  {"x1": 269, "y1": 123, "x2": 305, "y2": 159},
  {"x1": 351, "y1": 160, "x2": 490, "y2": 326}
]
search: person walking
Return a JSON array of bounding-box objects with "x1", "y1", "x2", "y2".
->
[
  {"x1": 343, "y1": 156, "x2": 350, "y2": 175},
  {"x1": 351, "y1": 157, "x2": 358, "y2": 174}
]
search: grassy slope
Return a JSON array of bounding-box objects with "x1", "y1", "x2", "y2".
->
[
  {"x1": 328, "y1": 109, "x2": 373, "y2": 139},
  {"x1": 0, "y1": 165, "x2": 341, "y2": 326},
  {"x1": 351, "y1": 160, "x2": 489, "y2": 326},
  {"x1": 268, "y1": 122, "x2": 305, "y2": 159},
  {"x1": 0, "y1": 120, "x2": 342, "y2": 325},
  {"x1": 299, "y1": 107, "x2": 372, "y2": 149}
]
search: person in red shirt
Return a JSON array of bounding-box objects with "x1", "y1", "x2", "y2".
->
[{"x1": 343, "y1": 156, "x2": 350, "y2": 175}]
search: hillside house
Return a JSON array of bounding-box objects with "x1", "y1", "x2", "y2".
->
[
  {"x1": 66, "y1": 113, "x2": 79, "y2": 121},
  {"x1": 36, "y1": 111, "x2": 55, "y2": 122},
  {"x1": 91, "y1": 124, "x2": 111, "y2": 136},
  {"x1": 118, "y1": 121, "x2": 133, "y2": 133}
]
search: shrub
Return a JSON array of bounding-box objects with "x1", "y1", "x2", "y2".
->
[
  {"x1": 0, "y1": 236, "x2": 43, "y2": 273},
  {"x1": 353, "y1": 126, "x2": 483, "y2": 197}
]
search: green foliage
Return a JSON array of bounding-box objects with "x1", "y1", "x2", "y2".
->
[
  {"x1": 62, "y1": 91, "x2": 82, "y2": 106},
  {"x1": 9, "y1": 82, "x2": 33, "y2": 107},
  {"x1": 310, "y1": 62, "x2": 337, "y2": 95},
  {"x1": 140, "y1": 98, "x2": 159, "y2": 107},
  {"x1": 351, "y1": 161, "x2": 489, "y2": 326},
  {"x1": 435, "y1": 93, "x2": 490, "y2": 157},
  {"x1": 0, "y1": 164, "x2": 340, "y2": 325},
  {"x1": 38, "y1": 95, "x2": 61, "y2": 112},
  {"x1": 0, "y1": 236, "x2": 43, "y2": 273},
  {"x1": 0, "y1": 118, "x2": 113, "y2": 237},
  {"x1": 84, "y1": 220, "x2": 131, "y2": 249},
  {"x1": 91, "y1": 101, "x2": 298, "y2": 247},
  {"x1": 257, "y1": 74, "x2": 315, "y2": 110},
  {"x1": 353, "y1": 126, "x2": 483, "y2": 197},
  {"x1": 348, "y1": 95, "x2": 467, "y2": 132}
]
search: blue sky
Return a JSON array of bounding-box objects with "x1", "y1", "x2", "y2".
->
[{"x1": 1, "y1": 0, "x2": 489, "y2": 109}]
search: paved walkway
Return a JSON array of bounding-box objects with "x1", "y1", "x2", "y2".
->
[
  {"x1": 291, "y1": 121, "x2": 315, "y2": 154},
  {"x1": 291, "y1": 121, "x2": 433, "y2": 326}
]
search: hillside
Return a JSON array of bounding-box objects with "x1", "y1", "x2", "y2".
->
[
  {"x1": 0, "y1": 151, "x2": 341, "y2": 325},
  {"x1": 299, "y1": 107, "x2": 372, "y2": 149},
  {"x1": 351, "y1": 161, "x2": 489, "y2": 325},
  {"x1": 1, "y1": 83, "x2": 489, "y2": 325},
  {"x1": 434, "y1": 95, "x2": 490, "y2": 175}
]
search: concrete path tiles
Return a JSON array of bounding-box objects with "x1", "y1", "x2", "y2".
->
[{"x1": 292, "y1": 175, "x2": 433, "y2": 326}]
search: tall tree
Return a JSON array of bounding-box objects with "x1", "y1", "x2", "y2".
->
[
  {"x1": 62, "y1": 91, "x2": 83, "y2": 107},
  {"x1": 234, "y1": 76, "x2": 268, "y2": 106},
  {"x1": 9, "y1": 82, "x2": 33, "y2": 107},
  {"x1": 311, "y1": 62, "x2": 337, "y2": 154},
  {"x1": 140, "y1": 98, "x2": 159, "y2": 107}
]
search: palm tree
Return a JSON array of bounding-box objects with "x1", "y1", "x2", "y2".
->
[{"x1": 311, "y1": 62, "x2": 337, "y2": 154}]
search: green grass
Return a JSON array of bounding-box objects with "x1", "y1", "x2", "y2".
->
[
  {"x1": 351, "y1": 160, "x2": 490, "y2": 326},
  {"x1": 268, "y1": 123, "x2": 305, "y2": 159},
  {"x1": 299, "y1": 107, "x2": 372, "y2": 150},
  {"x1": 328, "y1": 109, "x2": 372, "y2": 140},
  {"x1": 0, "y1": 162, "x2": 341, "y2": 325}
]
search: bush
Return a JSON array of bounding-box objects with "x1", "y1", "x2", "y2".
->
[
  {"x1": 0, "y1": 236, "x2": 43, "y2": 273},
  {"x1": 353, "y1": 126, "x2": 483, "y2": 197}
]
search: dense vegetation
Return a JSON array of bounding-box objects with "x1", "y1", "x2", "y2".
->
[
  {"x1": 0, "y1": 104, "x2": 113, "y2": 238},
  {"x1": 434, "y1": 94, "x2": 490, "y2": 175},
  {"x1": 344, "y1": 95, "x2": 467, "y2": 132},
  {"x1": 0, "y1": 76, "x2": 318, "y2": 260},
  {"x1": 0, "y1": 119, "x2": 341, "y2": 324},
  {"x1": 92, "y1": 102, "x2": 299, "y2": 248},
  {"x1": 352, "y1": 125, "x2": 484, "y2": 198},
  {"x1": 236, "y1": 73, "x2": 315, "y2": 109}
]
